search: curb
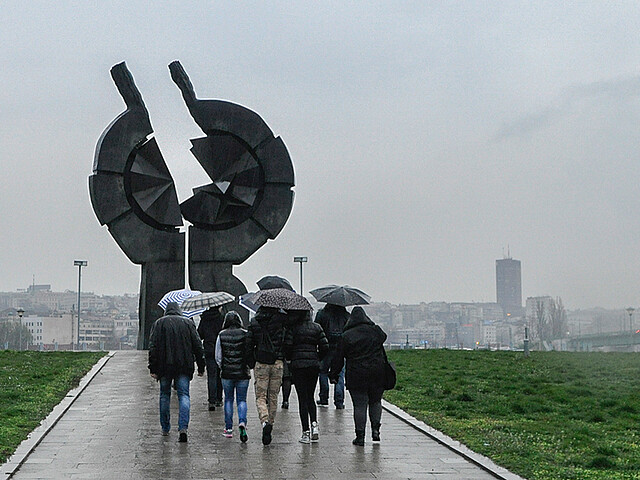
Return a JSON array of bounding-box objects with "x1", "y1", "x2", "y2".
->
[
  {"x1": 382, "y1": 399, "x2": 526, "y2": 480},
  {"x1": 1, "y1": 351, "x2": 115, "y2": 479}
]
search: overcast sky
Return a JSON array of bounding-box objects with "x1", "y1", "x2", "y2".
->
[{"x1": 2, "y1": 2, "x2": 640, "y2": 309}]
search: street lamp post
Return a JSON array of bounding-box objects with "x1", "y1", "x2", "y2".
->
[
  {"x1": 17, "y1": 308, "x2": 24, "y2": 351},
  {"x1": 293, "y1": 256, "x2": 307, "y2": 295},
  {"x1": 74, "y1": 260, "x2": 87, "y2": 349},
  {"x1": 626, "y1": 307, "x2": 635, "y2": 334}
]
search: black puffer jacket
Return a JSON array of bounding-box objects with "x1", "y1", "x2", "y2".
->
[
  {"x1": 284, "y1": 312, "x2": 329, "y2": 370},
  {"x1": 218, "y1": 311, "x2": 252, "y2": 380},
  {"x1": 148, "y1": 302, "x2": 206, "y2": 380},
  {"x1": 248, "y1": 307, "x2": 287, "y2": 364},
  {"x1": 329, "y1": 307, "x2": 387, "y2": 391},
  {"x1": 197, "y1": 308, "x2": 223, "y2": 357}
]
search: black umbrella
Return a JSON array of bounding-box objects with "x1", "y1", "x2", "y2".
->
[
  {"x1": 257, "y1": 275, "x2": 294, "y2": 291},
  {"x1": 309, "y1": 285, "x2": 371, "y2": 307}
]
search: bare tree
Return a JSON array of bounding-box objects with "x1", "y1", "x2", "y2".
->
[
  {"x1": 535, "y1": 299, "x2": 548, "y2": 349},
  {"x1": 549, "y1": 297, "x2": 567, "y2": 339}
]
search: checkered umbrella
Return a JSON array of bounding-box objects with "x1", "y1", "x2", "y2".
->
[
  {"x1": 251, "y1": 288, "x2": 313, "y2": 311},
  {"x1": 181, "y1": 291, "x2": 235, "y2": 311},
  {"x1": 157, "y1": 288, "x2": 205, "y2": 318}
]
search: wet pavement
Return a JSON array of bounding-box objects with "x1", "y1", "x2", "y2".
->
[{"x1": 3, "y1": 351, "x2": 522, "y2": 479}]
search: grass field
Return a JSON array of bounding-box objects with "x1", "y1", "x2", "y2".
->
[
  {"x1": 385, "y1": 349, "x2": 640, "y2": 480},
  {"x1": 0, "y1": 350, "x2": 106, "y2": 464}
]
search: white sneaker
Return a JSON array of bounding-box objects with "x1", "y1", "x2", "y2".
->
[
  {"x1": 311, "y1": 421, "x2": 319, "y2": 441},
  {"x1": 299, "y1": 430, "x2": 311, "y2": 444}
]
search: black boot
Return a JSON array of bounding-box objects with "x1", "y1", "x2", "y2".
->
[
  {"x1": 372, "y1": 424, "x2": 380, "y2": 442},
  {"x1": 352, "y1": 430, "x2": 365, "y2": 446}
]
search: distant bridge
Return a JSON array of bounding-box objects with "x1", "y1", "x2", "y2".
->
[{"x1": 566, "y1": 331, "x2": 640, "y2": 352}]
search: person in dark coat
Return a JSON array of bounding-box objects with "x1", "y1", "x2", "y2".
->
[
  {"x1": 247, "y1": 306, "x2": 287, "y2": 445},
  {"x1": 284, "y1": 310, "x2": 329, "y2": 443},
  {"x1": 215, "y1": 311, "x2": 253, "y2": 442},
  {"x1": 329, "y1": 306, "x2": 387, "y2": 446},
  {"x1": 148, "y1": 302, "x2": 205, "y2": 442},
  {"x1": 315, "y1": 303, "x2": 349, "y2": 408},
  {"x1": 197, "y1": 307, "x2": 224, "y2": 410}
]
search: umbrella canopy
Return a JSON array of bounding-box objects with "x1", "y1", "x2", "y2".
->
[
  {"x1": 239, "y1": 292, "x2": 259, "y2": 314},
  {"x1": 309, "y1": 285, "x2": 371, "y2": 307},
  {"x1": 181, "y1": 291, "x2": 235, "y2": 311},
  {"x1": 251, "y1": 288, "x2": 313, "y2": 311},
  {"x1": 157, "y1": 288, "x2": 205, "y2": 318},
  {"x1": 257, "y1": 275, "x2": 294, "y2": 291}
]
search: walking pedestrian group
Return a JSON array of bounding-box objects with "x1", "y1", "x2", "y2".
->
[{"x1": 148, "y1": 281, "x2": 391, "y2": 448}]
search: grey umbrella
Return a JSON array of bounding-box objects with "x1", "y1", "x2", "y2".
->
[
  {"x1": 309, "y1": 285, "x2": 371, "y2": 307},
  {"x1": 257, "y1": 275, "x2": 294, "y2": 291},
  {"x1": 252, "y1": 288, "x2": 313, "y2": 311}
]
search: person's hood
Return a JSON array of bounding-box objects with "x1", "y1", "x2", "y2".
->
[
  {"x1": 223, "y1": 310, "x2": 243, "y2": 329},
  {"x1": 164, "y1": 302, "x2": 183, "y2": 317},
  {"x1": 255, "y1": 306, "x2": 279, "y2": 324},
  {"x1": 344, "y1": 306, "x2": 374, "y2": 330}
]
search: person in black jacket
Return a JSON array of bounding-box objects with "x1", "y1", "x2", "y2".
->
[
  {"x1": 215, "y1": 311, "x2": 253, "y2": 442},
  {"x1": 148, "y1": 302, "x2": 205, "y2": 442},
  {"x1": 329, "y1": 306, "x2": 387, "y2": 446},
  {"x1": 315, "y1": 303, "x2": 349, "y2": 408},
  {"x1": 197, "y1": 307, "x2": 224, "y2": 410},
  {"x1": 284, "y1": 310, "x2": 329, "y2": 443},
  {"x1": 247, "y1": 306, "x2": 287, "y2": 445}
]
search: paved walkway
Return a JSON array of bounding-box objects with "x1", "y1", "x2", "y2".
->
[{"x1": 3, "y1": 351, "x2": 522, "y2": 479}]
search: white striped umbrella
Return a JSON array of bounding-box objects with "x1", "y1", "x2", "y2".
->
[{"x1": 157, "y1": 288, "x2": 205, "y2": 318}]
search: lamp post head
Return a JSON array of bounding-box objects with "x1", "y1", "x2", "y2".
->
[
  {"x1": 293, "y1": 256, "x2": 307, "y2": 263},
  {"x1": 16, "y1": 308, "x2": 24, "y2": 318},
  {"x1": 74, "y1": 260, "x2": 88, "y2": 267},
  {"x1": 627, "y1": 307, "x2": 635, "y2": 316}
]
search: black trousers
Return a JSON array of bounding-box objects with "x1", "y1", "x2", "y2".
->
[
  {"x1": 292, "y1": 366, "x2": 319, "y2": 431},
  {"x1": 350, "y1": 386, "x2": 383, "y2": 434}
]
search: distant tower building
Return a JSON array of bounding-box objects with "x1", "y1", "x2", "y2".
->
[{"x1": 496, "y1": 255, "x2": 522, "y2": 317}]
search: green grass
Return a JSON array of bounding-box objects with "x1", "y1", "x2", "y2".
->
[
  {"x1": 385, "y1": 350, "x2": 640, "y2": 480},
  {"x1": 0, "y1": 351, "x2": 106, "y2": 464}
]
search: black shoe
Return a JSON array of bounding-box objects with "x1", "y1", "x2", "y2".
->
[
  {"x1": 262, "y1": 422, "x2": 273, "y2": 445},
  {"x1": 281, "y1": 401, "x2": 289, "y2": 409},
  {"x1": 352, "y1": 436, "x2": 365, "y2": 446},
  {"x1": 178, "y1": 431, "x2": 188, "y2": 443},
  {"x1": 372, "y1": 429, "x2": 380, "y2": 442},
  {"x1": 316, "y1": 400, "x2": 329, "y2": 407},
  {"x1": 335, "y1": 404, "x2": 345, "y2": 409},
  {"x1": 208, "y1": 404, "x2": 216, "y2": 411},
  {"x1": 239, "y1": 425, "x2": 248, "y2": 443},
  {"x1": 214, "y1": 401, "x2": 223, "y2": 408}
]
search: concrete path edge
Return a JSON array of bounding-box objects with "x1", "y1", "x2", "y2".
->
[
  {"x1": 382, "y1": 399, "x2": 526, "y2": 480},
  {"x1": 1, "y1": 351, "x2": 115, "y2": 478}
]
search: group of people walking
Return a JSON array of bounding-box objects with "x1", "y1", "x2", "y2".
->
[{"x1": 147, "y1": 294, "x2": 388, "y2": 447}]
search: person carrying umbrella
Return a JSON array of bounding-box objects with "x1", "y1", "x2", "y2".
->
[
  {"x1": 329, "y1": 306, "x2": 387, "y2": 446},
  {"x1": 284, "y1": 310, "x2": 329, "y2": 443},
  {"x1": 148, "y1": 302, "x2": 205, "y2": 442},
  {"x1": 315, "y1": 304, "x2": 350, "y2": 408},
  {"x1": 247, "y1": 288, "x2": 312, "y2": 445},
  {"x1": 310, "y1": 285, "x2": 371, "y2": 409}
]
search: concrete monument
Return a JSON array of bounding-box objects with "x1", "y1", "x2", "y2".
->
[{"x1": 90, "y1": 61, "x2": 294, "y2": 348}]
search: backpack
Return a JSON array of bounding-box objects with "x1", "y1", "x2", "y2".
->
[{"x1": 255, "y1": 325, "x2": 284, "y2": 364}]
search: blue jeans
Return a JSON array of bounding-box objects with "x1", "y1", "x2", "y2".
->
[
  {"x1": 159, "y1": 375, "x2": 190, "y2": 432},
  {"x1": 222, "y1": 378, "x2": 249, "y2": 430},
  {"x1": 319, "y1": 352, "x2": 345, "y2": 406}
]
